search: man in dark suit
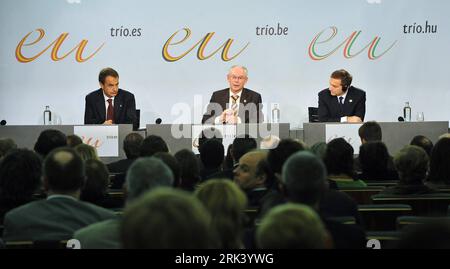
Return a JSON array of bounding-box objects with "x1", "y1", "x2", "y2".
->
[
  {"x1": 84, "y1": 67, "x2": 138, "y2": 130},
  {"x1": 2, "y1": 147, "x2": 115, "y2": 242},
  {"x1": 318, "y1": 69, "x2": 366, "y2": 123},
  {"x1": 202, "y1": 66, "x2": 263, "y2": 124}
]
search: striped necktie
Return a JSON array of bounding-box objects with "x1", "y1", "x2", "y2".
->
[{"x1": 231, "y1": 95, "x2": 239, "y2": 116}]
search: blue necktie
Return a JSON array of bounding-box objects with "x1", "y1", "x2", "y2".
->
[{"x1": 339, "y1": 97, "x2": 344, "y2": 105}]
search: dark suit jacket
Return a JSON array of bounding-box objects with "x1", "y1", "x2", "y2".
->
[
  {"x1": 202, "y1": 88, "x2": 263, "y2": 124},
  {"x1": 318, "y1": 86, "x2": 366, "y2": 122},
  {"x1": 2, "y1": 196, "x2": 116, "y2": 241},
  {"x1": 84, "y1": 89, "x2": 138, "y2": 130}
]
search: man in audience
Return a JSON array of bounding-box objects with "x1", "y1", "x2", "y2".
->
[
  {"x1": 66, "y1": 135, "x2": 83, "y2": 148},
  {"x1": 213, "y1": 135, "x2": 257, "y2": 180},
  {"x1": 199, "y1": 139, "x2": 224, "y2": 181},
  {"x1": 108, "y1": 133, "x2": 143, "y2": 174},
  {"x1": 281, "y1": 151, "x2": 366, "y2": 248},
  {"x1": 73, "y1": 157, "x2": 174, "y2": 248},
  {"x1": 107, "y1": 133, "x2": 144, "y2": 189},
  {"x1": 356, "y1": 121, "x2": 397, "y2": 178},
  {"x1": 358, "y1": 121, "x2": 382, "y2": 143},
  {"x1": 3, "y1": 147, "x2": 115, "y2": 241},
  {"x1": 234, "y1": 151, "x2": 270, "y2": 207},
  {"x1": 140, "y1": 135, "x2": 169, "y2": 157},
  {"x1": 34, "y1": 129, "x2": 67, "y2": 158}
]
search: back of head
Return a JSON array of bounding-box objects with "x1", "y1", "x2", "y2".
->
[
  {"x1": 125, "y1": 157, "x2": 174, "y2": 201},
  {"x1": 121, "y1": 187, "x2": 214, "y2": 249},
  {"x1": 174, "y1": 149, "x2": 201, "y2": 191},
  {"x1": 267, "y1": 139, "x2": 306, "y2": 175},
  {"x1": 396, "y1": 220, "x2": 450, "y2": 249},
  {"x1": 358, "y1": 121, "x2": 382, "y2": 143},
  {"x1": 358, "y1": 141, "x2": 389, "y2": 176},
  {"x1": 256, "y1": 203, "x2": 328, "y2": 249},
  {"x1": 199, "y1": 138, "x2": 224, "y2": 169},
  {"x1": 394, "y1": 145, "x2": 429, "y2": 184},
  {"x1": 195, "y1": 179, "x2": 247, "y2": 248},
  {"x1": 427, "y1": 137, "x2": 450, "y2": 184},
  {"x1": 43, "y1": 147, "x2": 85, "y2": 193},
  {"x1": 140, "y1": 135, "x2": 168, "y2": 157},
  {"x1": 0, "y1": 149, "x2": 42, "y2": 203},
  {"x1": 410, "y1": 135, "x2": 434, "y2": 157},
  {"x1": 81, "y1": 159, "x2": 109, "y2": 203},
  {"x1": 231, "y1": 135, "x2": 257, "y2": 163},
  {"x1": 34, "y1": 129, "x2": 67, "y2": 157},
  {"x1": 0, "y1": 138, "x2": 17, "y2": 159},
  {"x1": 324, "y1": 138, "x2": 355, "y2": 177},
  {"x1": 282, "y1": 151, "x2": 327, "y2": 206},
  {"x1": 66, "y1": 135, "x2": 82, "y2": 148},
  {"x1": 153, "y1": 152, "x2": 181, "y2": 187},
  {"x1": 74, "y1": 143, "x2": 99, "y2": 162},
  {"x1": 123, "y1": 133, "x2": 143, "y2": 159}
]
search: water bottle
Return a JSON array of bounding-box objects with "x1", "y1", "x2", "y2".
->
[
  {"x1": 403, "y1": 102, "x2": 411, "y2": 122},
  {"x1": 43, "y1": 105, "x2": 52, "y2": 125},
  {"x1": 271, "y1": 103, "x2": 280, "y2": 123}
]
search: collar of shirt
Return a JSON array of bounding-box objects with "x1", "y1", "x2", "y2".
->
[
  {"x1": 47, "y1": 194, "x2": 77, "y2": 201},
  {"x1": 337, "y1": 89, "x2": 348, "y2": 104},
  {"x1": 103, "y1": 92, "x2": 115, "y2": 104}
]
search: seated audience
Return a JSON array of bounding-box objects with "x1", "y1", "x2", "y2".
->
[
  {"x1": 358, "y1": 141, "x2": 398, "y2": 181},
  {"x1": 34, "y1": 129, "x2": 67, "y2": 158},
  {"x1": 426, "y1": 137, "x2": 450, "y2": 188},
  {"x1": 3, "y1": 147, "x2": 115, "y2": 241},
  {"x1": 174, "y1": 149, "x2": 201, "y2": 192}
]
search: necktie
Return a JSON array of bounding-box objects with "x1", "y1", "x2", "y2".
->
[
  {"x1": 339, "y1": 96, "x2": 344, "y2": 105},
  {"x1": 231, "y1": 95, "x2": 239, "y2": 116},
  {"x1": 107, "y1": 99, "x2": 114, "y2": 123}
]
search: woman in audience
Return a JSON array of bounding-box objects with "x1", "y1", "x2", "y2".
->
[
  {"x1": 80, "y1": 159, "x2": 118, "y2": 208},
  {"x1": 0, "y1": 149, "x2": 42, "y2": 222},
  {"x1": 426, "y1": 137, "x2": 450, "y2": 188},
  {"x1": 358, "y1": 141, "x2": 398, "y2": 181},
  {"x1": 324, "y1": 138, "x2": 366, "y2": 188},
  {"x1": 380, "y1": 145, "x2": 436, "y2": 195},
  {"x1": 195, "y1": 179, "x2": 247, "y2": 249},
  {"x1": 74, "y1": 143, "x2": 99, "y2": 161},
  {"x1": 174, "y1": 149, "x2": 201, "y2": 192}
]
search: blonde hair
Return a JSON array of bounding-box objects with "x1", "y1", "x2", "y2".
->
[{"x1": 195, "y1": 179, "x2": 247, "y2": 248}]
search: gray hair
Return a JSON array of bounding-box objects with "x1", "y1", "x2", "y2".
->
[
  {"x1": 126, "y1": 157, "x2": 174, "y2": 201},
  {"x1": 229, "y1": 65, "x2": 248, "y2": 76},
  {"x1": 282, "y1": 151, "x2": 327, "y2": 206}
]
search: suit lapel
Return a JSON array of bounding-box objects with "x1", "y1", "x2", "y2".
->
[
  {"x1": 114, "y1": 90, "x2": 123, "y2": 122},
  {"x1": 96, "y1": 90, "x2": 106, "y2": 122}
]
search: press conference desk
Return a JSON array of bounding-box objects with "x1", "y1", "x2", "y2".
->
[{"x1": 303, "y1": 121, "x2": 449, "y2": 155}]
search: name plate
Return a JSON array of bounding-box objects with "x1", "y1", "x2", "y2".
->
[{"x1": 74, "y1": 125, "x2": 119, "y2": 157}]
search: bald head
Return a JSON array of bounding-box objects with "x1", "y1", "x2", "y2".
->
[
  {"x1": 234, "y1": 150, "x2": 267, "y2": 190},
  {"x1": 43, "y1": 147, "x2": 85, "y2": 193}
]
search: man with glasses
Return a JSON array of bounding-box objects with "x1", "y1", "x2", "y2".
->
[{"x1": 202, "y1": 65, "x2": 264, "y2": 124}]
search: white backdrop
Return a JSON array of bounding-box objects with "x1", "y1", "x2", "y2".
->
[{"x1": 1, "y1": 0, "x2": 449, "y2": 128}]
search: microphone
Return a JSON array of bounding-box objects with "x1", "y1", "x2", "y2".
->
[
  {"x1": 155, "y1": 118, "x2": 162, "y2": 124},
  {"x1": 0, "y1": 120, "x2": 6, "y2": 126},
  {"x1": 398, "y1": 116, "x2": 405, "y2": 122}
]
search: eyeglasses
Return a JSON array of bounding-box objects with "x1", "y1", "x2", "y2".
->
[{"x1": 230, "y1": 75, "x2": 247, "y2": 81}]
